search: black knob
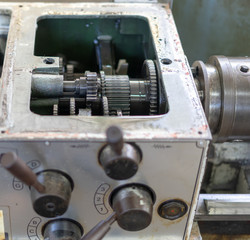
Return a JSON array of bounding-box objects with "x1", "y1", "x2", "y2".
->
[
  {"x1": 30, "y1": 170, "x2": 73, "y2": 218},
  {"x1": 99, "y1": 126, "x2": 141, "y2": 180},
  {"x1": 111, "y1": 185, "x2": 154, "y2": 231}
]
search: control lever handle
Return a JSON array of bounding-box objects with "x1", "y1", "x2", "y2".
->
[
  {"x1": 99, "y1": 125, "x2": 141, "y2": 180},
  {"x1": 81, "y1": 212, "x2": 116, "y2": 240},
  {"x1": 106, "y1": 125, "x2": 124, "y2": 155},
  {"x1": 0, "y1": 152, "x2": 45, "y2": 193}
]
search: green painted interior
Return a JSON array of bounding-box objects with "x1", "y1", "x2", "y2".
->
[{"x1": 35, "y1": 16, "x2": 156, "y2": 77}]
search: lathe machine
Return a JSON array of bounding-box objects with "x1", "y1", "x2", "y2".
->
[{"x1": 0, "y1": 1, "x2": 249, "y2": 240}]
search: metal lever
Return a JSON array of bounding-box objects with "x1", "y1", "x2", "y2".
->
[
  {"x1": 106, "y1": 125, "x2": 124, "y2": 155},
  {"x1": 81, "y1": 212, "x2": 116, "y2": 240},
  {"x1": 99, "y1": 125, "x2": 141, "y2": 180},
  {"x1": 0, "y1": 152, "x2": 45, "y2": 193}
]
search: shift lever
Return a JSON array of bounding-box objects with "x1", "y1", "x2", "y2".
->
[
  {"x1": 81, "y1": 212, "x2": 116, "y2": 240},
  {"x1": 0, "y1": 152, "x2": 45, "y2": 193}
]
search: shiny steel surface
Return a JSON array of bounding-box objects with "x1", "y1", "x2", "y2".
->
[
  {"x1": 142, "y1": 60, "x2": 157, "y2": 115},
  {"x1": 195, "y1": 194, "x2": 250, "y2": 221},
  {"x1": 43, "y1": 219, "x2": 83, "y2": 240},
  {"x1": 193, "y1": 62, "x2": 221, "y2": 134},
  {"x1": 193, "y1": 56, "x2": 250, "y2": 142},
  {"x1": 101, "y1": 75, "x2": 130, "y2": 115},
  {"x1": 112, "y1": 185, "x2": 153, "y2": 231},
  {"x1": 33, "y1": 66, "x2": 155, "y2": 116},
  {"x1": 81, "y1": 212, "x2": 116, "y2": 240}
]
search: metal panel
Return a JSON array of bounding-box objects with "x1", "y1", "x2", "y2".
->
[
  {"x1": 0, "y1": 141, "x2": 207, "y2": 240},
  {"x1": 196, "y1": 194, "x2": 250, "y2": 221},
  {"x1": 0, "y1": 3, "x2": 210, "y2": 141},
  {"x1": 0, "y1": 2, "x2": 209, "y2": 239}
]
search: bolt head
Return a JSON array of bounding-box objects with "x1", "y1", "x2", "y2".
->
[
  {"x1": 43, "y1": 58, "x2": 55, "y2": 65},
  {"x1": 158, "y1": 200, "x2": 188, "y2": 220},
  {"x1": 240, "y1": 65, "x2": 249, "y2": 73}
]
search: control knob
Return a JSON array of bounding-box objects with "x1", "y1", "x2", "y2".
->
[{"x1": 99, "y1": 125, "x2": 141, "y2": 180}]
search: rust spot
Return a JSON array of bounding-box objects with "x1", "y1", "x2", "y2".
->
[
  {"x1": 201, "y1": 125, "x2": 208, "y2": 131},
  {"x1": 174, "y1": 59, "x2": 182, "y2": 62},
  {"x1": 182, "y1": 62, "x2": 187, "y2": 70},
  {"x1": 170, "y1": 133, "x2": 177, "y2": 138},
  {"x1": 161, "y1": 215, "x2": 184, "y2": 227}
]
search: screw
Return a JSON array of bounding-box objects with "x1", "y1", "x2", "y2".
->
[
  {"x1": 43, "y1": 58, "x2": 55, "y2": 65},
  {"x1": 240, "y1": 65, "x2": 249, "y2": 73},
  {"x1": 161, "y1": 58, "x2": 172, "y2": 65}
]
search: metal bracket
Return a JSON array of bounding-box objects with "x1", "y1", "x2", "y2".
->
[{"x1": 195, "y1": 194, "x2": 250, "y2": 221}]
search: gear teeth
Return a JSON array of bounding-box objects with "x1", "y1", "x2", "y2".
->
[
  {"x1": 143, "y1": 60, "x2": 158, "y2": 115},
  {"x1": 102, "y1": 96, "x2": 109, "y2": 116},
  {"x1": 53, "y1": 104, "x2": 58, "y2": 116},
  {"x1": 86, "y1": 72, "x2": 98, "y2": 103},
  {"x1": 59, "y1": 57, "x2": 64, "y2": 74},
  {"x1": 66, "y1": 64, "x2": 74, "y2": 81},
  {"x1": 101, "y1": 73, "x2": 130, "y2": 116},
  {"x1": 70, "y1": 97, "x2": 76, "y2": 115}
]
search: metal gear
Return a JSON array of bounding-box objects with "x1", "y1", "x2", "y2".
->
[
  {"x1": 66, "y1": 64, "x2": 74, "y2": 81},
  {"x1": 85, "y1": 71, "x2": 98, "y2": 103},
  {"x1": 59, "y1": 57, "x2": 64, "y2": 75},
  {"x1": 143, "y1": 60, "x2": 158, "y2": 115},
  {"x1": 70, "y1": 97, "x2": 76, "y2": 115},
  {"x1": 101, "y1": 73, "x2": 130, "y2": 116},
  {"x1": 53, "y1": 104, "x2": 58, "y2": 116},
  {"x1": 102, "y1": 96, "x2": 109, "y2": 116}
]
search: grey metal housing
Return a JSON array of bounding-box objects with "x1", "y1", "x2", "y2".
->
[{"x1": 0, "y1": 2, "x2": 210, "y2": 240}]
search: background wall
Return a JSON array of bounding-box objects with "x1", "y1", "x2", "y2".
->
[
  {"x1": 1, "y1": 0, "x2": 249, "y2": 64},
  {"x1": 172, "y1": 0, "x2": 250, "y2": 64}
]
